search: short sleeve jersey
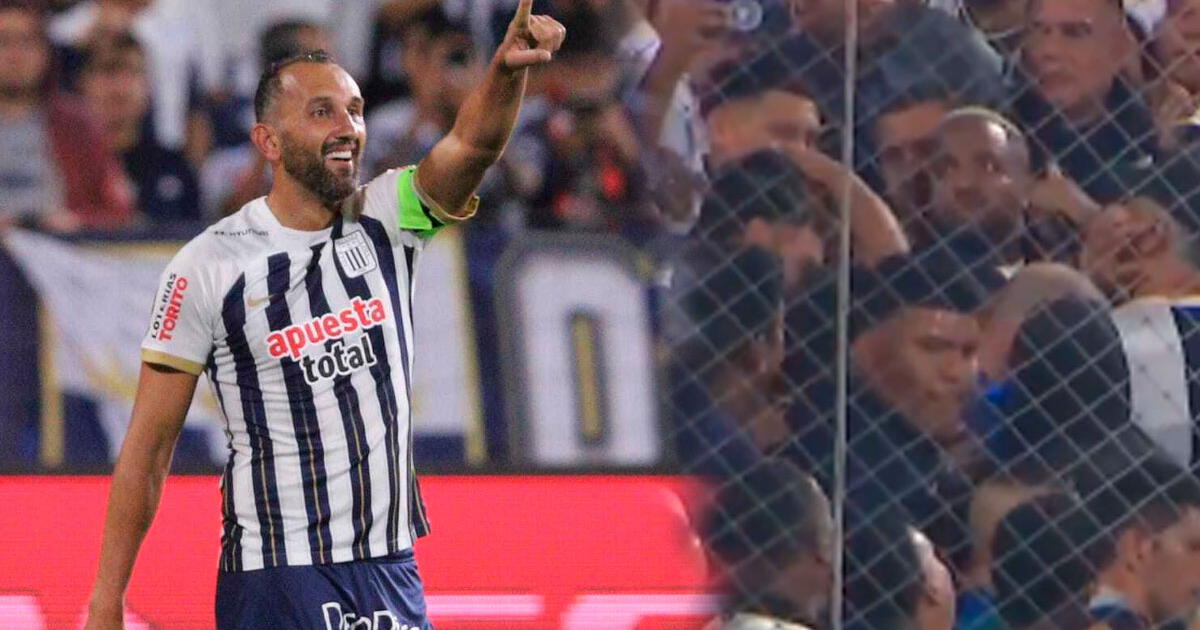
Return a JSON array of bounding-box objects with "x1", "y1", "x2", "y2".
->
[{"x1": 141, "y1": 166, "x2": 475, "y2": 572}]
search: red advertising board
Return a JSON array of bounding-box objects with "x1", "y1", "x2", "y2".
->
[{"x1": 0, "y1": 476, "x2": 718, "y2": 629}]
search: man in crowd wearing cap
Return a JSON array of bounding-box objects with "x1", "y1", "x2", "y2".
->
[{"x1": 703, "y1": 458, "x2": 834, "y2": 630}]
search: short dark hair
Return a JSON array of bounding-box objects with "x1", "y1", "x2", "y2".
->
[
  {"x1": 845, "y1": 513, "x2": 924, "y2": 629},
  {"x1": 254, "y1": 49, "x2": 336, "y2": 123},
  {"x1": 676, "y1": 246, "x2": 783, "y2": 378},
  {"x1": 854, "y1": 249, "x2": 1007, "y2": 333},
  {"x1": 700, "y1": 54, "x2": 809, "y2": 119},
  {"x1": 696, "y1": 150, "x2": 813, "y2": 246},
  {"x1": 992, "y1": 492, "x2": 1099, "y2": 629},
  {"x1": 706, "y1": 458, "x2": 829, "y2": 566}
]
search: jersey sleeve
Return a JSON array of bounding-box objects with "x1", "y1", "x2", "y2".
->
[
  {"x1": 140, "y1": 243, "x2": 217, "y2": 375},
  {"x1": 361, "y1": 165, "x2": 478, "y2": 241}
]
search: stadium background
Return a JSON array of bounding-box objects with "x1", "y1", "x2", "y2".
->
[{"x1": 6, "y1": 0, "x2": 1200, "y2": 629}]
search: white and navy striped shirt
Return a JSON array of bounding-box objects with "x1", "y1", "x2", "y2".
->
[
  {"x1": 1111, "y1": 296, "x2": 1200, "y2": 468},
  {"x1": 141, "y1": 166, "x2": 475, "y2": 572}
]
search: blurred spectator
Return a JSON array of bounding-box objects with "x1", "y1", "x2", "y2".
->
[
  {"x1": 694, "y1": 150, "x2": 825, "y2": 294},
  {"x1": 928, "y1": 107, "x2": 1034, "y2": 271},
  {"x1": 1072, "y1": 196, "x2": 1200, "y2": 468},
  {"x1": 529, "y1": 7, "x2": 644, "y2": 232},
  {"x1": 1012, "y1": 0, "x2": 1186, "y2": 210},
  {"x1": 774, "y1": 0, "x2": 1004, "y2": 167},
  {"x1": 0, "y1": 0, "x2": 131, "y2": 231},
  {"x1": 1077, "y1": 455, "x2": 1200, "y2": 628},
  {"x1": 976, "y1": 264, "x2": 1103, "y2": 384},
  {"x1": 873, "y1": 91, "x2": 952, "y2": 246},
  {"x1": 364, "y1": 8, "x2": 481, "y2": 177},
  {"x1": 701, "y1": 58, "x2": 822, "y2": 171},
  {"x1": 786, "y1": 253, "x2": 1003, "y2": 569},
  {"x1": 79, "y1": 32, "x2": 200, "y2": 222},
  {"x1": 201, "y1": 19, "x2": 332, "y2": 219},
  {"x1": 991, "y1": 492, "x2": 1100, "y2": 630},
  {"x1": 1155, "y1": 0, "x2": 1200, "y2": 100},
  {"x1": 966, "y1": 264, "x2": 1105, "y2": 463},
  {"x1": 703, "y1": 458, "x2": 833, "y2": 630},
  {"x1": 1082, "y1": 196, "x2": 1200, "y2": 304},
  {"x1": 49, "y1": 0, "x2": 220, "y2": 165},
  {"x1": 1003, "y1": 294, "x2": 1160, "y2": 476},
  {"x1": 956, "y1": 461, "x2": 1061, "y2": 630},
  {"x1": 845, "y1": 514, "x2": 956, "y2": 630},
  {"x1": 670, "y1": 247, "x2": 787, "y2": 477}
]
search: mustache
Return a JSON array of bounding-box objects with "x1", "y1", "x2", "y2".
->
[{"x1": 321, "y1": 138, "x2": 360, "y2": 155}]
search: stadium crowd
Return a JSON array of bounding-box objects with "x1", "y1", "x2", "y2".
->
[{"x1": 8, "y1": 0, "x2": 1200, "y2": 628}]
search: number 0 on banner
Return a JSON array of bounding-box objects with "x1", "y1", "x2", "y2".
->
[{"x1": 496, "y1": 236, "x2": 662, "y2": 468}]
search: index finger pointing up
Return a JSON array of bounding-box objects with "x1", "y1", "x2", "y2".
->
[{"x1": 512, "y1": 0, "x2": 533, "y2": 29}]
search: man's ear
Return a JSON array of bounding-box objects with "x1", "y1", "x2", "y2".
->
[
  {"x1": 1116, "y1": 526, "x2": 1151, "y2": 571},
  {"x1": 251, "y1": 123, "x2": 281, "y2": 163}
]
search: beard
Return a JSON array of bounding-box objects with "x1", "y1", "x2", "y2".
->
[{"x1": 280, "y1": 132, "x2": 360, "y2": 210}]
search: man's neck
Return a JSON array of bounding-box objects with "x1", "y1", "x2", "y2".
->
[
  {"x1": 265, "y1": 173, "x2": 339, "y2": 231},
  {"x1": 1093, "y1": 574, "x2": 1151, "y2": 622}
]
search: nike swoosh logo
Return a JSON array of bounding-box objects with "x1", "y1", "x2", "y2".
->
[{"x1": 247, "y1": 294, "x2": 282, "y2": 308}]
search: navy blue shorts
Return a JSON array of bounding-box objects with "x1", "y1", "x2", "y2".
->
[{"x1": 215, "y1": 549, "x2": 433, "y2": 630}]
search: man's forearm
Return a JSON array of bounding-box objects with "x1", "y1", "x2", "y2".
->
[
  {"x1": 452, "y1": 59, "x2": 528, "y2": 171},
  {"x1": 417, "y1": 60, "x2": 527, "y2": 214},
  {"x1": 847, "y1": 179, "x2": 909, "y2": 267},
  {"x1": 88, "y1": 442, "x2": 173, "y2": 612}
]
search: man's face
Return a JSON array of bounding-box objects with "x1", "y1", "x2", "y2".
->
[
  {"x1": 707, "y1": 90, "x2": 822, "y2": 169},
  {"x1": 875, "y1": 100, "x2": 950, "y2": 236},
  {"x1": 931, "y1": 117, "x2": 1031, "y2": 249},
  {"x1": 860, "y1": 306, "x2": 980, "y2": 443},
  {"x1": 0, "y1": 9, "x2": 47, "y2": 99},
  {"x1": 269, "y1": 63, "x2": 367, "y2": 209},
  {"x1": 81, "y1": 47, "x2": 150, "y2": 130},
  {"x1": 1024, "y1": 0, "x2": 1131, "y2": 118},
  {"x1": 1156, "y1": 0, "x2": 1200, "y2": 94},
  {"x1": 1145, "y1": 508, "x2": 1200, "y2": 623}
]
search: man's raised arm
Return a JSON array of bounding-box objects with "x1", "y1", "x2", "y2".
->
[
  {"x1": 84, "y1": 363, "x2": 199, "y2": 630},
  {"x1": 415, "y1": 0, "x2": 565, "y2": 217}
]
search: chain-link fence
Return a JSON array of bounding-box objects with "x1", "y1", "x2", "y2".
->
[{"x1": 657, "y1": 0, "x2": 1200, "y2": 628}]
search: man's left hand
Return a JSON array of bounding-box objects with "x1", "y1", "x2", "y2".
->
[{"x1": 500, "y1": 0, "x2": 567, "y2": 71}]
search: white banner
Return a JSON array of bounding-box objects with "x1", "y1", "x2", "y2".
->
[{"x1": 3, "y1": 228, "x2": 482, "y2": 467}]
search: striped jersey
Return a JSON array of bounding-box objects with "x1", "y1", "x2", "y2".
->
[
  {"x1": 141, "y1": 166, "x2": 475, "y2": 572},
  {"x1": 1110, "y1": 296, "x2": 1200, "y2": 468}
]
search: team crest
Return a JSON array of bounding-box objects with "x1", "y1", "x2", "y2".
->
[{"x1": 334, "y1": 230, "x2": 377, "y2": 278}]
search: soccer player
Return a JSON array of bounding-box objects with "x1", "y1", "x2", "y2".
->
[{"x1": 82, "y1": 3, "x2": 565, "y2": 629}]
